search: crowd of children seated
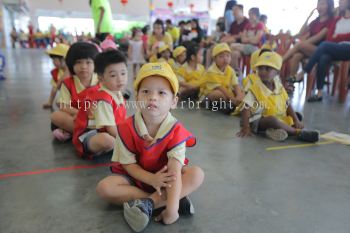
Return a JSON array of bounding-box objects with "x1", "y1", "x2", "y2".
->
[{"x1": 40, "y1": 0, "x2": 350, "y2": 231}]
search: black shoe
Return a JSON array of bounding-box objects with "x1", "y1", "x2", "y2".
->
[
  {"x1": 307, "y1": 95, "x2": 323, "y2": 102},
  {"x1": 286, "y1": 76, "x2": 303, "y2": 83},
  {"x1": 297, "y1": 130, "x2": 320, "y2": 143},
  {"x1": 179, "y1": 196, "x2": 195, "y2": 215}
]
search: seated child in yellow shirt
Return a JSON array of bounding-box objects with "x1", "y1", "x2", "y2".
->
[
  {"x1": 200, "y1": 43, "x2": 244, "y2": 114},
  {"x1": 177, "y1": 44, "x2": 205, "y2": 100},
  {"x1": 96, "y1": 62, "x2": 204, "y2": 232},
  {"x1": 50, "y1": 42, "x2": 100, "y2": 141},
  {"x1": 72, "y1": 50, "x2": 128, "y2": 158},
  {"x1": 170, "y1": 46, "x2": 187, "y2": 75},
  {"x1": 157, "y1": 44, "x2": 175, "y2": 65},
  {"x1": 237, "y1": 51, "x2": 319, "y2": 142},
  {"x1": 42, "y1": 44, "x2": 70, "y2": 109}
]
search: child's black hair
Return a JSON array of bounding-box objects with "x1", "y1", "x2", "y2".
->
[
  {"x1": 216, "y1": 21, "x2": 225, "y2": 32},
  {"x1": 49, "y1": 54, "x2": 64, "y2": 60},
  {"x1": 259, "y1": 49, "x2": 272, "y2": 56},
  {"x1": 249, "y1": 7, "x2": 260, "y2": 18},
  {"x1": 153, "y1": 19, "x2": 165, "y2": 35},
  {"x1": 185, "y1": 42, "x2": 201, "y2": 62},
  {"x1": 94, "y1": 50, "x2": 127, "y2": 75},
  {"x1": 65, "y1": 42, "x2": 99, "y2": 75}
]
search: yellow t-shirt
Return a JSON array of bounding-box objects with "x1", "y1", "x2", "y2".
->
[
  {"x1": 57, "y1": 74, "x2": 99, "y2": 105},
  {"x1": 147, "y1": 33, "x2": 173, "y2": 48},
  {"x1": 167, "y1": 27, "x2": 180, "y2": 42},
  {"x1": 92, "y1": 86, "x2": 124, "y2": 129},
  {"x1": 111, "y1": 111, "x2": 186, "y2": 165},
  {"x1": 242, "y1": 76, "x2": 292, "y2": 125},
  {"x1": 201, "y1": 63, "x2": 238, "y2": 97},
  {"x1": 177, "y1": 62, "x2": 206, "y2": 87}
]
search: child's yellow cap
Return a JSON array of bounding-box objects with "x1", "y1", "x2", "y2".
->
[
  {"x1": 46, "y1": 44, "x2": 70, "y2": 57},
  {"x1": 250, "y1": 49, "x2": 261, "y2": 71},
  {"x1": 134, "y1": 62, "x2": 179, "y2": 95},
  {"x1": 158, "y1": 44, "x2": 170, "y2": 54},
  {"x1": 254, "y1": 52, "x2": 282, "y2": 71},
  {"x1": 212, "y1": 43, "x2": 231, "y2": 57},
  {"x1": 172, "y1": 46, "x2": 186, "y2": 58}
]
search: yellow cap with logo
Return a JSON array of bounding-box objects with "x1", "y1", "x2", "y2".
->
[
  {"x1": 212, "y1": 43, "x2": 231, "y2": 57},
  {"x1": 158, "y1": 44, "x2": 171, "y2": 54},
  {"x1": 46, "y1": 43, "x2": 70, "y2": 57},
  {"x1": 172, "y1": 46, "x2": 186, "y2": 58},
  {"x1": 134, "y1": 62, "x2": 179, "y2": 95},
  {"x1": 254, "y1": 51, "x2": 282, "y2": 71}
]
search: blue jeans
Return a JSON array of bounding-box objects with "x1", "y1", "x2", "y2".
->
[{"x1": 304, "y1": 41, "x2": 350, "y2": 90}]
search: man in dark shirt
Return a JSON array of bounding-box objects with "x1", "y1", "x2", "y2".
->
[{"x1": 221, "y1": 4, "x2": 249, "y2": 44}]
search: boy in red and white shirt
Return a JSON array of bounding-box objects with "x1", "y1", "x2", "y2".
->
[{"x1": 96, "y1": 62, "x2": 204, "y2": 232}]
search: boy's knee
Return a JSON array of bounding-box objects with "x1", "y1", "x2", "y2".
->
[
  {"x1": 96, "y1": 179, "x2": 110, "y2": 199},
  {"x1": 100, "y1": 133, "x2": 115, "y2": 151},
  {"x1": 188, "y1": 166, "x2": 205, "y2": 185}
]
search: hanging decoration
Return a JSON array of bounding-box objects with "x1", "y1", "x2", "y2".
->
[
  {"x1": 167, "y1": 1, "x2": 173, "y2": 8},
  {"x1": 121, "y1": 0, "x2": 128, "y2": 6}
]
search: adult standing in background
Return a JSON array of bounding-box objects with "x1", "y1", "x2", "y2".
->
[
  {"x1": 89, "y1": 0, "x2": 114, "y2": 42},
  {"x1": 224, "y1": 0, "x2": 237, "y2": 33},
  {"x1": 166, "y1": 19, "x2": 180, "y2": 46}
]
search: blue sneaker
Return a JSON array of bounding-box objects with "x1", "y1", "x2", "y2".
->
[{"x1": 123, "y1": 198, "x2": 154, "y2": 232}]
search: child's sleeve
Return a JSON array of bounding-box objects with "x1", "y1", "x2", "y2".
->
[
  {"x1": 242, "y1": 91, "x2": 257, "y2": 108},
  {"x1": 94, "y1": 101, "x2": 115, "y2": 128},
  {"x1": 56, "y1": 84, "x2": 71, "y2": 105},
  {"x1": 167, "y1": 142, "x2": 186, "y2": 165},
  {"x1": 111, "y1": 130, "x2": 136, "y2": 165},
  {"x1": 231, "y1": 71, "x2": 239, "y2": 87}
]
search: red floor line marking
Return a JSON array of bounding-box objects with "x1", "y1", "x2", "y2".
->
[{"x1": 0, "y1": 163, "x2": 114, "y2": 179}]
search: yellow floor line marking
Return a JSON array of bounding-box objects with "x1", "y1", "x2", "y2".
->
[{"x1": 266, "y1": 141, "x2": 335, "y2": 151}]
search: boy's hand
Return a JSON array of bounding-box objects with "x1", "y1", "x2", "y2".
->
[
  {"x1": 151, "y1": 166, "x2": 176, "y2": 195},
  {"x1": 237, "y1": 127, "x2": 253, "y2": 137},
  {"x1": 155, "y1": 209, "x2": 179, "y2": 225},
  {"x1": 294, "y1": 120, "x2": 304, "y2": 129}
]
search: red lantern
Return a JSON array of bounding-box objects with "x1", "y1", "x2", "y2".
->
[
  {"x1": 167, "y1": 1, "x2": 173, "y2": 8},
  {"x1": 121, "y1": 0, "x2": 128, "y2": 6}
]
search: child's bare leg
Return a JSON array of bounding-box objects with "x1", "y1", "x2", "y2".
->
[
  {"x1": 258, "y1": 116, "x2": 297, "y2": 135},
  {"x1": 231, "y1": 50, "x2": 241, "y2": 70},
  {"x1": 96, "y1": 176, "x2": 150, "y2": 204},
  {"x1": 50, "y1": 111, "x2": 74, "y2": 133},
  {"x1": 207, "y1": 89, "x2": 227, "y2": 102},
  {"x1": 289, "y1": 53, "x2": 304, "y2": 77},
  {"x1": 88, "y1": 132, "x2": 115, "y2": 154},
  {"x1": 133, "y1": 64, "x2": 137, "y2": 79}
]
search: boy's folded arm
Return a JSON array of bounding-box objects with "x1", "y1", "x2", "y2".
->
[
  {"x1": 59, "y1": 103, "x2": 78, "y2": 116},
  {"x1": 105, "y1": 125, "x2": 118, "y2": 137},
  {"x1": 165, "y1": 158, "x2": 182, "y2": 213},
  {"x1": 122, "y1": 163, "x2": 155, "y2": 186}
]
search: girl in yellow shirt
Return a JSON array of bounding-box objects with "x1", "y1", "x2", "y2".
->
[{"x1": 177, "y1": 44, "x2": 205, "y2": 100}]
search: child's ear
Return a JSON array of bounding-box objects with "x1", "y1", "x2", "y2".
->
[
  {"x1": 170, "y1": 95, "x2": 178, "y2": 110},
  {"x1": 98, "y1": 74, "x2": 103, "y2": 82}
]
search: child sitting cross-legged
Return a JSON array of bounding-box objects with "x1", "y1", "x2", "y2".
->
[
  {"x1": 96, "y1": 62, "x2": 204, "y2": 232},
  {"x1": 237, "y1": 51, "x2": 320, "y2": 142},
  {"x1": 72, "y1": 50, "x2": 128, "y2": 159}
]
